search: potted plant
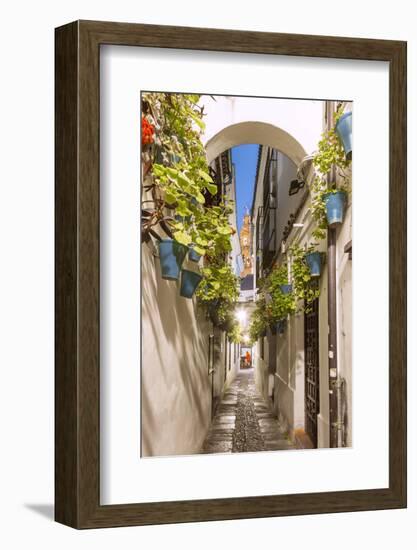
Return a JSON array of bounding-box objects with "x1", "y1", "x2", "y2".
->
[
  {"x1": 262, "y1": 263, "x2": 296, "y2": 326},
  {"x1": 196, "y1": 260, "x2": 239, "y2": 329},
  {"x1": 141, "y1": 92, "x2": 222, "y2": 257},
  {"x1": 304, "y1": 250, "x2": 322, "y2": 278},
  {"x1": 323, "y1": 189, "x2": 347, "y2": 227},
  {"x1": 158, "y1": 238, "x2": 188, "y2": 280},
  {"x1": 335, "y1": 111, "x2": 352, "y2": 160},
  {"x1": 180, "y1": 269, "x2": 203, "y2": 298},
  {"x1": 280, "y1": 284, "x2": 292, "y2": 294},
  {"x1": 310, "y1": 106, "x2": 352, "y2": 235},
  {"x1": 290, "y1": 244, "x2": 321, "y2": 311},
  {"x1": 188, "y1": 246, "x2": 202, "y2": 263},
  {"x1": 310, "y1": 176, "x2": 348, "y2": 236}
]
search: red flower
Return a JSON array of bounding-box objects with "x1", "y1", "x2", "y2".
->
[{"x1": 142, "y1": 116, "x2": 155, "y2": 145}]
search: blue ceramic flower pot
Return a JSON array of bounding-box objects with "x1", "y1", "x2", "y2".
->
[
  {"x1": 180, "y1": 269, "x2": 203, "y2": 298},
  {"x1": 305, "y1": 251, "x2": 322, "y2": 278},
  {"x1": 188, "y1": 247, "x2": 202, "y2": 263},
  {"x1": 324, "y1": 191, "x2": 347, "y2": 227},
  {"x1": 280, "y1": 284, "x2": 292, "y2": 295},
  {"x1": 335, "y1": 112, "x2": 352, "y2": 160},
  {"x1": 158, "y1": 239, "x2": 188, "y2": 280}
]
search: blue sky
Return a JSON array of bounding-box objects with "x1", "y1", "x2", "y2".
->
[{"x1": 231, "y1": 144, "x2": 259, "y2": 233}]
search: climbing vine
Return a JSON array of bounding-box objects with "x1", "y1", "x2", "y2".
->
[
  {"x1": 141, "y1": 92, "x2": 240, "y2": 323},
  {"x1": 261, "y1": 264, "x2": 296, "y2": 322},
  {"x1": 248, "y1": 296, "x2": 268, "y2": 343},
  {"x1": 141, "y1": 92, "x2": 234, "y2": 259},
  {"x1": 289, "y1": 244, "x2": 321, "y2": 312},
  {"x1": 196, "y1": 261, "x2": 239, "y2": 304},
  {"x1": 310, "y1": 105, "x2": 352, "y2": 242}
]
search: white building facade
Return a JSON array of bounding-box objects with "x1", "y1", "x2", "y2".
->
[
  {"x1": 141, "y1": 94, "x2": 351, "y2": 455},
  {"x1": 250, "y1": 101, "x2": 352, "y2": 448}
]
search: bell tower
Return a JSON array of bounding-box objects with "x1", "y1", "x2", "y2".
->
[{"x1": 239, "y1": 207, "x2": 253, "y2": 278}]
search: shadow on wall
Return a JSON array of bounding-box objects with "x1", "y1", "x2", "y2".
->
[{"x1": 141, "y1": 245, "x2": 211, "y2": 457}]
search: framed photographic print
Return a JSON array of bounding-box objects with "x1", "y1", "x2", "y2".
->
[{"x1": 55, "y1": 20, "x2": 407, "y2": 528}]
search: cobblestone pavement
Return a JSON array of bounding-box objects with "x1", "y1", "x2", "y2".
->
[{"x1": 201, "y1": 369, "x2": 295, "y2": 454}]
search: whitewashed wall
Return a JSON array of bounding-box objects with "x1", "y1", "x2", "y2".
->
[
  {"x1": 201, "y1": 95, "x2": 323, "y2": 165},
  {"x1": 141, "y1": 244, "x2": 213, "y2": 456}
]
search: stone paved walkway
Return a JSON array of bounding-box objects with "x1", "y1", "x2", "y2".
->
[{"x1": 201, "y1": 369, "x2": 295, "y2": 454}]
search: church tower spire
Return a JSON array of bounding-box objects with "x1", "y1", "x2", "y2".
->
[{"x1": 239, "y1": 208, "x2": 253, "y2": 278}]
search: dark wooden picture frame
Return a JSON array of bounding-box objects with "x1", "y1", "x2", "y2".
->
[{"x1": 55, "y1": 20, "x2": 407, "y2": 529}]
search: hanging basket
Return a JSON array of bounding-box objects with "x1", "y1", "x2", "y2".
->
[
  {"x1": 180, "y1": 269, "x2": 203, "y2": 299},
  {"x1": 158, "y1": 239, "x2": 188, "y2": 281},
  {"x1": 324, "y1": 191, "x2": 347, "y2": 227},
  {"x1": 335, "y1": 111, "x2": 352, "y2": 160},
  {"x1": 305, "y1": 251, "x2": 322, "y2": 278}
]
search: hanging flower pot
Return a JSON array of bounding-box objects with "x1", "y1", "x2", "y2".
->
[
  {"x1": 305, "y1": 251, "x2": 322, "y2": 278},
  {"x1": 188, "y1": 246, "x2": 202, "y2": 263},
  {"x1": 324, "y1": 191, "x2": 347, "y2": 227},
  {"x1": 279, "y1": 284, "x2": 292, "y2": 295},
  {"x1": 335, "y1": 111, "x2": 352, "y2": 160},
  {"x1": 158, "y1": 239, "x2": 188, "y2": 281},
  {"x1": 180, "y1": 269, "x2": 203, "y2": 299}
]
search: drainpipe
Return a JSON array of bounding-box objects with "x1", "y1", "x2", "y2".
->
[
  {"x1": 327, "y1": 225, "x2": 339, "y2": 447},
  {"x1": 326, "y1": 101, "x2": 339, "y2": 448}
]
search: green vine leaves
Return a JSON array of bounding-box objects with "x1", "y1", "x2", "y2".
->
[
  {"x1": 249, "y1": 296, "x2": 268, "y2": 343},
  {"x1": 263, "y1": 264, "x2": 296, "y2": 322},
  {"x1": 196, "y1": 261, "x2": 239, "y2": 304},
  {"x1": 289, "y1": 244, "x2": 320, "y2": 312},
  {"x1": 310, "y1": 105, "x2": 352, "y2": 244},
  {"x1": 248, "y1": 248, "x2": 321, "y2": 338},
  {"x1": 142, "y1": 92, "x2": 236, "y2": 261}
]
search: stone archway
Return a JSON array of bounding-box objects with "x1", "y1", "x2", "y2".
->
[
  {"x1": 200, "y1": 94, "x2": 323, "y2": 165},
  {"x1": 205, "y1": 121, "x2": 307, "y2": 166}
]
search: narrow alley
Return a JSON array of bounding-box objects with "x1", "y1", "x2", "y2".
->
[
  {"x1": 202, "y1": 369, "x2": 295, "y2": 454},
  {"x1": 141, "y1": 93, "x2": 352, "y2": 457}
]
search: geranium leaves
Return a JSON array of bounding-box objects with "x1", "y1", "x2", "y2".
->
[
  {"x1": 143, "y1": 92, "x2": 236, "y2": 256},
  {"x1": 172, "y1": 230, "x2": 192, "y2": 246},
  {"x1": 197, "y1": 261, "x2": 239, "y2": 303}
]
